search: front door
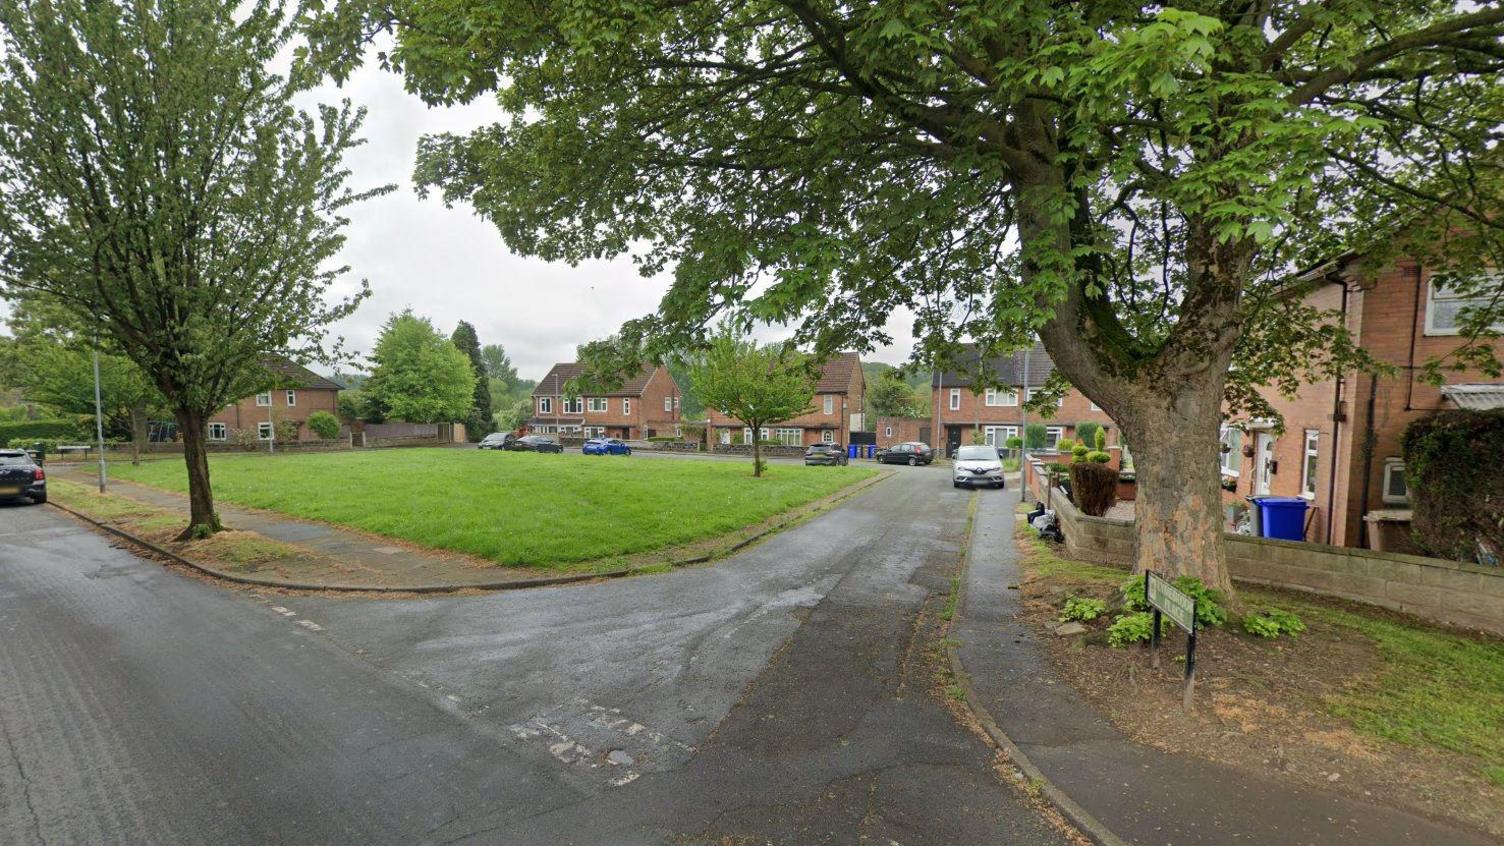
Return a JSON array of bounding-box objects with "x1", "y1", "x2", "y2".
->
[
  {"x1": 946, "y1": 426, "x2": 962, "y2": 457},
  {"x1": 1253, "y1": 432, "x2": 1274, "y2": 496}
]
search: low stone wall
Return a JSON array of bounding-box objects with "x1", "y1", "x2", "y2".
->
[
  {"x1": 649, "y1": 441, "x2": 701, "y2": 452},
  {"x1": 712, "y1": 443, "x2": 806, "y2": 458},
  {"x1": 1038, "y1": 481, "x2": 1504, "y2": 635},
  {"x1": 362, "y1": 434, "x2": 446, "y2": 449},
  {"x1": 44, "y1": 439, "x2": 353, "y2": 461}
]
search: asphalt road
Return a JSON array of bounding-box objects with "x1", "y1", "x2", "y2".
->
[{"x1": 0, "y1": 467, "x2": 1069, "y2": 845}]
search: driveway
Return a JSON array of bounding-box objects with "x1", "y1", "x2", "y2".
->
[{"x1": 0, "y1": 470, "x2": 1063, "y2": 845}]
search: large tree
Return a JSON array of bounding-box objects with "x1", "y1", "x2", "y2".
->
[
  {"x1": 364, "y1": 310, "x2": 475, "y2": 424},
  {"x1": 451, "y1": 321, "x2": 495, "y2": 439},
  {"x1": 688, "y1": 328, "x2": 815, "y2": 477},
  {"x1": 316, "y1": 2, "x2": 1504, "y2": 590},
  {"x1": 867, "y1": 371, "x2": 923, "y2": 418},
  {"x1": 0, "y1": 0, "x2": 384, "y2": 536}
]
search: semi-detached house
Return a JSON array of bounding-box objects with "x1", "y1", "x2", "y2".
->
[
  {"x1": 529, "y1": 363, "x2": 683, "y2": 439},
  {"x1": 205, "y1": 355, "x2": 341, "y2": 443},
  {"x1": 707, "y1": 351, "x2": 866, "y2": 447}
]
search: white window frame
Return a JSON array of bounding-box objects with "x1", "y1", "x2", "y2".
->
[
  {"x1": 587, "y1": 397, "x2": 608, "y2": 412},
  {"x1": 285, "y1": 389, "x2": 297, "y2": 407},
  {"x1": 1301, "y1": 430, "x2": 1320, "y2": 499},
  {"x1": 1219, "y1": 426, "x2": 1242, "y2": 477},
  {"x1": 719, "y1": 429, "x2": 730, "y2": 445},
  {"x1": 1382, "y1": 458, "x2": 1410, "y2": 505},
  {"x1": 622, "y1": 398, "x2": 630, "y2": 415},
  {"x1": 664, "y1": 396, "x2": 673, "y2": 412},
  {"x1": 538, "y1": 397, "x2": 552, "y2": 414},
  {"x1": 563, "y1": 397, "x2": 583, "y2": 414},
  {"x1": 984, "y1": 388, "x2": 1019, "y2": 407},
  {"x1": 823, "y1": 395, "x2": 834, "y2": 415},
  {"x1": 948, "y1": 388, "x2": 961, "y2": 411},
  {"x1": 775, "y1": 427, "x2": 802, "y2": 446},
  {"x1": 584, "y1": 426, "x2": 605, "y2": 438},
  {"x1": 1425, "y1": 272, "x2": 1504, "y2": 336},
  {"x1": 884, "y1": 425, "x2": 893, "y2": 437},
  {"x1": 1027, "y1": 387, "x2": 1064, "y2": 408},
  {"x1": 255, "y1": 392, "x2": 271, "y2": 407},
  {"x1": 983, "y1": 425, "x2": 1020, "y2": 447},
  {"x1": 821, "y1": 429, "x2": 834, "y2": 444},
  {"x1": 257, "y1": 421, "x2": 274, "y2": 441},
  {"x1": 1044, "y1": 426, "x2": 1064, "y2": 449},
  {"x1": 207, "y1": 422, "x2": 228, "y2": 441}
]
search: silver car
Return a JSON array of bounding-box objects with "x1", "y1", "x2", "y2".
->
[{"x1": 952, "y1": 445, "x2": 1004, "y2": 489}]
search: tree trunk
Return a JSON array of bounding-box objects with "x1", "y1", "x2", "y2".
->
[
  {"x1": 1116, "y1": 380, "x2": 1234, "y2": 595},
  {"x1": 751, "y1": 425, "x2": 763, "y2": 477},
  {"x1": 129, "y1": 402, "x2": 149, "y2": 466},
  {"x1": 175, "y1": 407, "x2": 222, "y2": 538}
]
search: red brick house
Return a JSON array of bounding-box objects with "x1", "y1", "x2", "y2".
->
[
  {"x1": 206, "y1": 356, "x2": 342, "y2": 443},
  {"x1": 874, "y1": 415, "x2": 930, "y2": 449},
  {"x1": 707, "y1": 351, "x2": 866, "y2": 447},
  {"x1": 930, "y1": 343, "x2": 1117, "y2": 456},
  {"x1": 1220, "y1": 255, "x2": 1503, "y2": 549},
  {"x1": 529, "y1": 363, "x2": 682, "y2": 439}
]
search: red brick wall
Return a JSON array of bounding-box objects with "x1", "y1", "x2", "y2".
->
[
  {"x1": 874, "y1": 416, "x2": 930, "y2": 448},
  {"x1": 929, "y1": 386, "x2": 1116, "y2": 450},
  {"x1": 207, "y1": 387, "x2": 339, "y2": 442}
]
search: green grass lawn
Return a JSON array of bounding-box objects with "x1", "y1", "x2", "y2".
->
[{"x1": 107, "y1": 449, "x2": 874, "y2": 567}]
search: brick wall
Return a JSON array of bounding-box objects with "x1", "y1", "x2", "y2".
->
[
  {"x1": 1034, "y1": 469, "x2": 1504, "y2": 635},
  {"x1": 874, "y1": 416, "x2": 930, "y2": 448},
  {"x1": 208, "y1": 387, "x2": 339, "y2": 443},
  {"x1": 931, "y1": 386, "x2": 1116, "y2": 451}
]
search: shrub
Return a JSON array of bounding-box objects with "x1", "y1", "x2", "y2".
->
[
  {"x1": 0, "y1": 417, "x2": 85, "y2": 447},
  {"x1": 1107, "y1": 612, "x2": 1168, "y2": 647},
  {"x1": 1055, "y1": 438, "x2": 1075, "y2": 453},
  {"x1": 1074, "y1": 421, "x2": 1101, "y2": 450},
  {"x1": 1071, "y1": 443, "x2": 1089, "y2": 458},
  {"x1": 1093, "y1": 427, "x2": 1107, "y2": 450},
  {"x1": 1005, "y1": 436, "x2": 1023, "y2": 450},
  {"x1": 1059, "y1": 596, "x2": 1108, "y2": 623},
  {"x1": 1120, "y1": 575, "x2": 1149, "y2": 611},
  {"x1": 1118, "y1": 574, "x2": 1228, "y2": 628},
  {"x1": 1024, "y1": 422, "x2": 1047, "y2": 449},
  {"x1": 1070, "y1": 461, "x2": 1118, "y2": 516},
  {"x1": 1243, "y1": 608, "x2": 1306, "y2": 638},
  {"x1": 1086, "y1": 450, "x2": 1111, "y2": 463},
  {"x1": 1402, "y1": 409, "x2": 1504, "y2": 563},
  {"x1": 307, "y1": 411, "x2": 341, "y2": 439}
]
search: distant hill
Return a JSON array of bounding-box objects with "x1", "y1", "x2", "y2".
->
[{"x1": 862, "y1": 361, "x2": 927, "y2": 390}]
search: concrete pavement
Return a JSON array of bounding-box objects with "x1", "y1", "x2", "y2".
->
[{"x1": 0, "y1": 467, "x2": 1071, "y2": 845}]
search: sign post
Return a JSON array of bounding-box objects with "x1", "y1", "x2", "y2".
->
[{"x1": 1145, "y1": 571, "x2": 1199, "y2": 710}]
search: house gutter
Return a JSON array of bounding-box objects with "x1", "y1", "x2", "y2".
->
[
  {"x1": 1356, "y1": 373, "x2": 1379, "y2": 549},
  {"x1": 1325, "y1": 280, "x2": 1349, "y2": 546},
  {"x1": 1405, "y1": 263, "x2": 1423, "y2": 411}
]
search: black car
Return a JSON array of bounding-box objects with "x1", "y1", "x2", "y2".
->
[
  {"x1": 804, "y1": 443, "x2": 848, "y2": 466},
  {"x1": 0, "y1": 449, "x2": 47, "y2": 504},
  {"x1": 506, "y1": 435, "x2": 564, "y2": 454},
  {"x1": 478, "y1": 432, "x2": 517, "y2": 450},
  {"x1": 876, "y1": 442, "x2": 934, "y2": 466}
]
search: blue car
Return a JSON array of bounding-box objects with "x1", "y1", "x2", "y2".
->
[{"x1": 582, "y1": 438, "x2": 632, "y2": 456}]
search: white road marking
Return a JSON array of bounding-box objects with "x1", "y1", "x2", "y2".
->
[{"x1": 296, "y1": 619, "x2": 323, "y2": 631}]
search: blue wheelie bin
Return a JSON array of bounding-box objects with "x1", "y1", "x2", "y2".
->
[{"x1": 1257, "y1": 496, "x2": 1309, "y2": 541}]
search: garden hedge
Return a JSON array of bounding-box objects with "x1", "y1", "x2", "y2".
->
[
  {"x1": 0, "y1": 418, "x2": 86, "y2": 447},
  {"x1": 1401, "y1": 409, "x2": 1504, "y2": 563}
]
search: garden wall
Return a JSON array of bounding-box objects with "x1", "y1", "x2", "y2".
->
[
  {"x1": 713, "y1": 443, "x2": 806, "y2": 458},
  {"x1": 42, "y1": 438, "x2": 353, "y2": 461},
  {"x1": 1032, "y1": 475, "x2": 1504, "y2": 635}
]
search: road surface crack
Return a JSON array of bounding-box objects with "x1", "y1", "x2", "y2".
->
[{"x1": 0, "y1": 710, "x2": 46, "y2": 845}]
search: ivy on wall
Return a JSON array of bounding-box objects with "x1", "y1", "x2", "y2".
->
[{"x1": 1402, "y1": 409, "x2": 1504, "y2": 564}]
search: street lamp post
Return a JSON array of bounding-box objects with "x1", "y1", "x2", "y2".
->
[{"x1": 92, "y1": 348, "x2": 107, "y2": 493}]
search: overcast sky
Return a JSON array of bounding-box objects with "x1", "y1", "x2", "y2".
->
[{"x1": 306, "y1": 58, "x2": 917, "y2": 382}]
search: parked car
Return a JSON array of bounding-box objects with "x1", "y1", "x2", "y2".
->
[
  {"x1": 582, "y1": 438, "x2": 632, "y2": 456},
  {"x1": 952, "y1": 445, "x2": 1005, "y2": 489},
  {"x1": 0, "y1": 449, "x2": 47, "y2": 504},
  {"x1": 478, "y1": 432, "x2": 517, "y2": 450},
  {"x1": 506, "y1": 435, "x2": 563, "y2": 454},
  {"x1": 876, "y1": 442, "x2": 934, "y2": 466},
  {"x1": 804, "y1": 443, "x2": 848, "y2": 466}
]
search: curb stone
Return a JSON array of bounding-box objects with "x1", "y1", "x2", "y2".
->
[
  {"x1": 944, "y1": 498, "x2": 1131, "y2": 846},
  {"x1": 48, "y1": 470, "x2": 890, "y2": 595}
]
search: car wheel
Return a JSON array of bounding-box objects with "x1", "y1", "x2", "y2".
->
[
  {"x1": 952, "y1": 481, "x2": 961, "y2": 489},
  {"x1": 31, "y1": 493, "x2": 46, "y2": 505},
  {"x1": 907, "y1": 456, "x2": 917, "y2": 466}
]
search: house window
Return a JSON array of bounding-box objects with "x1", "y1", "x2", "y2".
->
[
  {"x1": 587, "y1": 397, "x2": 607, "y2": 412},
  {"x1": 948, "y1": 388, "x2": 961, "y2": 411},
  {"x1": 207, "y1": 422, "x2": 228, "y2": 441},
  {"x1": 821, "y1": 430, "x2": 834, "y2": 444},
  {"x1": 257, "y1": 422, "x2": 274, "y2": 440},
  {"x1": 1425, "y1": 272, "x2": 1504, "y2": 335},
  {"x1": 563, "y1": 397, "x2": 583, "y2": 414},
  {"x1": 1089, "y1": 400, "x2": 1102, "y2": 411},
  {"x1": 1044, "y1": 426, "x2": 1064, "y2": 449},
  {"x1": 1027, "y1": 387, "x2": 1064, "y2": 408},
  {"x1": 823, "y1": 395, "x2": 834, "y2": 415},
  {"x1": 285, "y1": 390, "x2": 297, "y2": 407},
  {"x1": 743, "y1": 427, "x2": 770, "y2": 443},
  {"x1": 719, "y1": 429, "x2": 730, "y2": 445},
  {"x1": 884, "y1": 426, "x2": 893, "y2": 437},
  {"x1": 538, "y1": 397, "x2": 552, "y2": 414},
  {"x1": 1220, "y1": 427, "x2": 1242, "y2": 476},
  {"x1": 1382, "y1": 458, "x2": 1410, "y2": 505},
  {"x1": 622, "y1": 398, "x2": 630, "y2": 415},
  {"x1": 664, "y1": 397, "x2": 673, "y2": 412},
  {"x1": 584, "y1": 426, "x2": 605, "y2": 438},
  {"x1": 255, "y1": 392, "x2": 271, "y2": 407},
  {"x1": 984, "y1": 388, "x2": 1018, "y2": 407},
  {"x1": 775, "y1": 427, "x2": 801, "y2": 446},
  {"x1": 1301, "y1": 430, "x2": 1320, "y2": 499},
  {"x1": 984, "y1": 425, "x2": 1019, "y2": 447}
]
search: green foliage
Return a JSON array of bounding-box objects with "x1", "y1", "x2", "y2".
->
[
  {"x1": 1074, "y1": 422, "x2": 1102, "y2": 450},
  {"x1": 1086, "y1": 450, "x2": 1111, "y2": 463},
  {"x1": 867, "y1": 371, "x2": 923, "y2": 418},
  {"x1": 1005, "y1": 436, "x2": 1023, "y2": 450},
  {"x1": 1059, "y1": 596, "x2": 1108, "y2": 624},
  {"x1": 1071, "y1": 443, "x2": 1089, "y2": 458},
  {"x1": 1094, "y1": 428, "x2": 1107, "y2": 450},
  {"x1": 1107, "y1": 612, "x2": 1167, "y2": 648},
  {"x1": 1024, "y1": 424, "x2": 1047, "y2": 450},
  {"x1": 1172, "y1": 576, "x2": 1230, "y2": 628},
  {"x1": 365, "y1": 311, "x2": 476, "y2": 424},
  {"x1": 1120, "y1": 575, "x2": 1149, "y2": 611},
  {"x1": 1070, "y1": 461, "x2": 1118, "y2": 517},
  {"x1": 0, "y1": 418, "x2": 85, "y2": 447},
  {"x1": 479, "y1": 344, "x2": 518, "y2": 384},
  {"x1": 687, "y1": 325, "x2": 816, "y2": 477},
  {"x1": 1055, "y1": 438, "x2": 1075, "y2": 453},
  {"x1": 492, "y1": 396, "x2": 531, "y2": 433},
  {"x1": 1402, "y1": 409, "x2": 1504, "y2": 563},
  {"x1": 1243, "y1": 607, "x2": 1306, "y2": 639},
  {"x1": 306, "y1": 410, "x2": 341, "y2": 439},
  {"x1": 451, "y1": 321, "x2": 494, "y2": 439}
]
